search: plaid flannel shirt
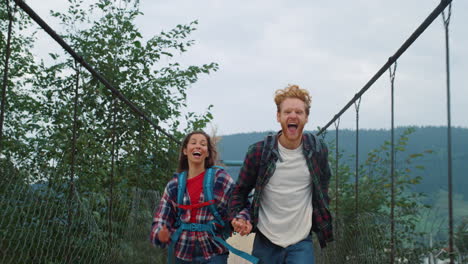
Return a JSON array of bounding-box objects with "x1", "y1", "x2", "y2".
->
[
  {"x1": 150, "y1": 168, "x2": 249, "y2": 261},
  {"x1": 228, "y1": 131, "x2": 334, "y2": 248}
]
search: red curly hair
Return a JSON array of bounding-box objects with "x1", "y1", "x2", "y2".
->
[{"x1": 274, "y1": 84, "x2": 312, "y2": 115}]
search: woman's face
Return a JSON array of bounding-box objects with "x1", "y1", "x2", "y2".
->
[{"x1": 183, "y1": 133, "x2": 209, "y2": 167}]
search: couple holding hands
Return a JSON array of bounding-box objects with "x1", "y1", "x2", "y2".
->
[{"x1": 150, "y1": 85, "x2": 333, "y2": 264}]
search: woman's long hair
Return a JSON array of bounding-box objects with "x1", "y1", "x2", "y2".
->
[{"x1": 176, "y1": 130, "x2": 218, "y2": 173}]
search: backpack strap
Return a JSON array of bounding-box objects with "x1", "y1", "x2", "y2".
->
[
  {"x1": 176, "y1": 171, "x2": 187, "y2": 221},
  {"x1": 260, "y1": 133, "x2": 275, "y2": 166},
  {"x1": 203, "y1": 167, "x2": 224, "y2": 226},
  {"x1": 167, "y1": 171, "x2": 187, "y2": 263},
  {"x1": 176, "y1": 171, "x2": 187, "y2": 205},
  {"x1": 305, "y1": 133, "x2": 323, "y2": 153}
]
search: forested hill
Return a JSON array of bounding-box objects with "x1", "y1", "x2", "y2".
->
[{"x1": 217, "y1": 126, "x2": 468, "y2": 201}]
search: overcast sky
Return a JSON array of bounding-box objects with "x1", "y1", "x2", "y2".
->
[{"x1": 29, "y1": 0, "x2": 467, "y2": 135}]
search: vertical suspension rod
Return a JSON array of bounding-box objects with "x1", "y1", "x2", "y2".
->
[
  {"x1": 442, "y1": 4, "x2": 454, "y2": 264},
  {"x1": 0, "y1": 0, "x2": 15, "y2": 153},
  {"x1": 354, "y1": 99, "x2": 361, "y2": 217},
  {"x1": 334, "y1": 118, "x2": 340, "y2": 231},
  {"x1": 389, "y1": 61, "x2": 397, "y2": 264}
]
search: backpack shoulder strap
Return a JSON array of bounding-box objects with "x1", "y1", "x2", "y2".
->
[
  {"x1": 306, "y1": 133, "x2": 322, "y2": 153},
  {"x1": 261, "y1": 133, "x2": 275, "y2": 165},
  {"x1": 176, "y1": 171, "x2": 187, "y2": 219},
  {"x1": 203, "y1": 167, "x2": 224, "y2": 226}
]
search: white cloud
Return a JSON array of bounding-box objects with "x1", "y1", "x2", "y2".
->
[{"x1": 27, "y1": 0, "x2": 468, "y2": 135}]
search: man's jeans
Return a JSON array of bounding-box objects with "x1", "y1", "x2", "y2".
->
[{"x1": 252, "y1": 231, "x2": 315, "y2": 264}]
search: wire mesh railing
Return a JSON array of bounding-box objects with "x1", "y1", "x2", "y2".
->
[
  {"x1": 0, "y1": 0, "x2": 214, "y2": 263},
  {"x1": 1, "y1": 0, "x2": 466, "y2": 263}
]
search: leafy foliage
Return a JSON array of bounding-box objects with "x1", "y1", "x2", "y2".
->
[
  {"x1": 1, "y1": 0, "x2": 217, "y2": 263},
  {"x1": 322, "y1": 128, "x2": 432, "y2": 263}
]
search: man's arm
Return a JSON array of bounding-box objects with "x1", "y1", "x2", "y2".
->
[{"x1": 228, "y1": 142, "x2": 262, "y2": 220}]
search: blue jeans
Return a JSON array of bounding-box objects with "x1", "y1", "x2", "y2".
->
[
  {"x1": 252, "y1": 231, "x2": 315, "y2": 264},
  {"x1": 174, "y1": 242, "x2": 228, "y2": 264},
  {"x1": 175, "y1": 254, "x2": 228, "y2": 264}
]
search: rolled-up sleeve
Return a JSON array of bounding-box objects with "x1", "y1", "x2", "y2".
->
[
  {"x1": 150, "y1": 180, "x2": 177, "y2": 248},
  {"x1": 228, "y1": 142, "x2": 261, "y2": 220}
]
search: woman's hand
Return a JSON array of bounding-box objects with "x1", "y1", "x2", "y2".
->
[{"x1": 158, "y1": 225, "x2": 170, "y2": 243}]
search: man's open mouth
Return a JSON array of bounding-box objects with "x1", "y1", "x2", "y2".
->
[{"x1": 287, "y1": 123, "x2": 298, "y2": 134}]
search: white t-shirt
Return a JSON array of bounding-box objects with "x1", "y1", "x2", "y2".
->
[{"x1": 257, "y1": 142, "x2": 313, "y2": 248}]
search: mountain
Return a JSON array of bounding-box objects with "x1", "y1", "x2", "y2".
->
[{"x1": 217, "y1": 126, "x2": 468, "y2": 202}]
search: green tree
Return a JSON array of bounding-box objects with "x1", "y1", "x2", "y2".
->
[
  {"x1": 455, "y1": 217, "x2": 468, "y2": 262},
  {"x1": 1, "y1": 0, "x2": 218, "y2": 263},
  {"x1": 324, "y1": 127, "x2": 432, "y2": 263},
  {"x1": 0, "y1": 0, "x2": 40, "y2": 172},
  {"x1": 31, "y1": 0, "x2": 217, "y2": 192}
]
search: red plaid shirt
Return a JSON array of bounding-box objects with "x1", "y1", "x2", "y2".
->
[{"x1": 150, "y1": 168, "x2": 249, "y2": 261}]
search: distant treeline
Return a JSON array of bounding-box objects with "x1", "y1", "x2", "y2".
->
[{"x1": 217, "y1": 126, "x2": 468, "y2": 202}]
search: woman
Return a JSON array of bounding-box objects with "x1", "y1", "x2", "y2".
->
[{"x1": 150, "y1": 130, "x2": 250, "y2": 264}]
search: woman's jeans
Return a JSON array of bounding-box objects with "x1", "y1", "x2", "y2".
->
[
  {"x1": 252, "y1": 231, "x2": 315, "y2": 264},
  {"x1": 174, "y1": 242, "x2": 228, "y2": 264}
]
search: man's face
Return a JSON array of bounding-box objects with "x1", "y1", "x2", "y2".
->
[{"x1": 277, "y1": 97, "x2": 308, "y2": 142}]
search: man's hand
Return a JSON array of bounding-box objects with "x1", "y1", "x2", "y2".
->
[
  {"x1": 231, "y1": 218, "x2": 252, "y2": 236},
  {"x1": 158, "y1": 225, "x2": 170, "y2": 243}
]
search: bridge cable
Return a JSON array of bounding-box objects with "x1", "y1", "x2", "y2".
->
[
  {"x1": 389, "y1": 60, "x2": 397, "y2": 264},
  {"x1": 354, "y1": 98, "x2": 362, "y2": 217},
  {"x1": 317, "y1": 0, "x2": 453, "y2": 136},
  {"x1": 66, "y1": 60, "x2": 81, "y2": 263},
  {"x1": 333, "y1": 118, "x2": 340, "y2": 236},
  {"x1": 0, "y1": 0, "x2": 16, "y2": 154},
  {"x1": 441, "y1": 3, "x2": 454, "y2": 264},
  {"x1": 109, "y1": 95, "x2": 118, "y2": 252},
  {"x1": 333, "y1": 117, "x2": 341, "y2": 257},
  {"x1": 12, "y1": 0, "x2": 181, "y2": 145}
]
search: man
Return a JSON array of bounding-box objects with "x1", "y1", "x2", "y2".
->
[{"x1": 228, "y1": 84, "x2": 333, "y2": 263}]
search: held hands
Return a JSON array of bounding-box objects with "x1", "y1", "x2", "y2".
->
[
  {"x1": 231, "y1": 218, "x2": 252, "y2": 236},
  {"x1": 158, "y1": 225, "x2": 170, "y2": 243}
]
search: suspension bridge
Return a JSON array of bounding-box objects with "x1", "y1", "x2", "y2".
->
[{"x1": 0, "y1": 0, "x2": 465, "y2": 263}]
